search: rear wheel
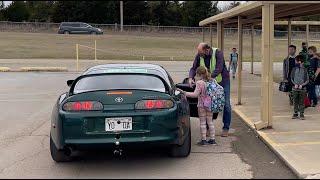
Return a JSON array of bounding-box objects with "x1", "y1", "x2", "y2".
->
[
  {"x1": 64, "y1": 31, "x2": 70, "y2": 35},
  {"x1": 169, "y1": 128, "x2": 191, "y2": 157},
  {"x1": 50, "y1": 135, "x2": 73, "y2": 162}
]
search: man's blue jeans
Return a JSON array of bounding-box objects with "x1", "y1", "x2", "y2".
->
[
  {"x1": 222, "y1": 80, "x2": 232, "y2": 130},
  {"x1": 307, "y1": 83, "x2": 318, "y2": 105}
]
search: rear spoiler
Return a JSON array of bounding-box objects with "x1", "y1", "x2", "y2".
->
[{"x1": 68, "y1": 73, "x2": 172, "y2": 96}]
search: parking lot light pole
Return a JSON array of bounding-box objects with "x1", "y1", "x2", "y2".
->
[
  {"x1": 94, "y1": 40, "x2": 97, "y2": 61},
  {"x1": 251, "y1": 24, "x2": 254, "y2": 74},
  {"x1": 120, "y1": 1, "x2": 123, "y2": 32},
  {"x1": 76, "y1": 44, "x2": 79, "y2": 71}
]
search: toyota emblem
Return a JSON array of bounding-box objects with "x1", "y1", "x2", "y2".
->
[{"x1": 115, "y1": 97, "x2": 124, "y2": 103}]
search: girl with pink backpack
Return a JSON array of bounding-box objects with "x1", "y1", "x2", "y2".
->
[{"x1": 177, "y1": 66, "x2": 217, "y2": 146}]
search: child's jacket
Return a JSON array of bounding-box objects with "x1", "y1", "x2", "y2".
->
[
  {"x1": 185, "y1": 80, "x2": 207, "y2": 108},
  {"x1": 290, "y1": 66, "x2": 309, "y2": 87}
]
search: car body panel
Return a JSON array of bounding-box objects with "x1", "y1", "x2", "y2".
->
[{"x1": 50, "y1": 64, "x2": 192, "y2": 151}]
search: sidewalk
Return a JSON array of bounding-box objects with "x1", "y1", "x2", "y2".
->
[{"x1": 230, "y1": 70, "x2": 320, "y2": 179}]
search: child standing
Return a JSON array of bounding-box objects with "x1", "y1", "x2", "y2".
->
[
  {"x1": 291, "y1": 55, "x2": 309, "y2": 120},
  {"x1": 229, "y1": 48, "x2": 238, "y2": 79},
  {"x1": 178, "y1": 66, "x2": 217, "y2": 146}
]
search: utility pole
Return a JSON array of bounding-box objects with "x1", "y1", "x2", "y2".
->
[{"x1": 120, "y1": 1, "x2": 123, "y2": 32}]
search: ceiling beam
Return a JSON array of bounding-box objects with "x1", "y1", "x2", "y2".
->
[
  {"x1": 274, "y1": 4, "x2": 312, "y2": 17},
  {"x1": 275, "y1": 4, "x2": 320, "y2": 18}
]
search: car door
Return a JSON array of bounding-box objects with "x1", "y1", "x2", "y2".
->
[
  {"x1": 175, "y1": 82, "x2": 198, "y2": 117},
  {"x1": 79, "y1": 23, "x2": 90, "y2": 34},
  {"x1": 70, "y1": 23, "x2": 81, "y2": 34}
]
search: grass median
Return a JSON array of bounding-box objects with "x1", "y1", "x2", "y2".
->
[{"x1": 1, "y1": 32, "x2": 318, "y2": 61}]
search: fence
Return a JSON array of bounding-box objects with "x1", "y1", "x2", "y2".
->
[
  {"x1": 1, "y1": 21, "x2": 320, "y2": 40},
  {"x1": 0, "y1": 21, "x2": 211, "y2": 34},
  {"x1": 75, "y1": 40, "x2": 183, "y2": 70}
]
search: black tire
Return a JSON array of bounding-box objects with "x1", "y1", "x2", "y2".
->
[
  {"x1": 50, "y1": 135, "x2": 73, "y2": 162},
  {"x1": 169, "y1": 128, "x2": 191, "y2": 157},
  {"x1": 64, "y1": 31, "x2": 70, "y2": 35}
]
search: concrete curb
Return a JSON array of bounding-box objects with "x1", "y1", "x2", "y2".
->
[
  {"x1": 0, "y1": 67, "x2": 11, "y2": 72},
  {"x1": 20, "y1": 67, "x2": 68, "y2": 72},
  {"x1": 232, "y1": 107, "x2": 304, "y2": 179}
]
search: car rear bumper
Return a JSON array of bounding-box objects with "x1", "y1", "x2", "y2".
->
[
  {"x1": 62, "y1": 128, "x2": 179, "y2": 150},
  {"x1": 64, "y1": 135, "x2": 176, "y2": 150},
  {"x1": 53, "y1": 107, "x2": 185, "y2": 149}
]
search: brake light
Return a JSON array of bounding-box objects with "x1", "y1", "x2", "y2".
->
[
  {"x1": 135, "y1": 100, "x2": 174, "y2": 110},
  {"x1": 63, "y1": 101, "x2": 103, "y2": 111}
]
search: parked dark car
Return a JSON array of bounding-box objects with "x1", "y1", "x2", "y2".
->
[
  {"x1": 58, "y1": 22, "x2": 103, "y2": 35},
  {"x1": 50, "y1": 64, "x2": 195, "y2": 162}
]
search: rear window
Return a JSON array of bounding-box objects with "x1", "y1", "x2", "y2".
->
[{"x1": 73, "y1": 75, "x2": 166, "y2": 94}]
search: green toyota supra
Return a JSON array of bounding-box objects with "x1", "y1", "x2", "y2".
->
[{"x1": 50, "y1": 64, "x2": 197, "y2": 162}]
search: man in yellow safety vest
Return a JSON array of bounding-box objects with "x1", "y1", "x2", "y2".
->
[{"x1": 188, "y1": 42, "x2": 231, "y2": 137}]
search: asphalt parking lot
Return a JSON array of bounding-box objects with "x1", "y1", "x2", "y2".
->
[{"x1": 0, "y1": 71, "x2": 296, "y2": 179}]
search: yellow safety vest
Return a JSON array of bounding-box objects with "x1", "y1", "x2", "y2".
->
[{"x1": 200, "y1": 47, "x2": 222, "y2": 83}]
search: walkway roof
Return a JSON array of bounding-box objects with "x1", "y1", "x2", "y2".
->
[{"x1": 199, "y1": 1, "x2": 320, "y2": 27}]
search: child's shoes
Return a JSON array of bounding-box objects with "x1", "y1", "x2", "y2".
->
[
  {"x1": 207, "y1": 139, "x2": 217, "y2": 145},
  {"x1": 197, "y1": 140, "x2": 208, "y2": 146}
]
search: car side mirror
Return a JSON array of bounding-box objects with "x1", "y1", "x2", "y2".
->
[{"x1": 67, "y1": 80, "x2": 74, "y2": 87}]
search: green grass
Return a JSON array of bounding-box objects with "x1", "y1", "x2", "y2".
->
[{"x1": 0, "y1": 31, "x2": 319, "y2": 61}]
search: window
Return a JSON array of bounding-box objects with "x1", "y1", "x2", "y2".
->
[
  {"x1": 80, "y1": 23, "x2": 90, "y2": 27},
  {"x1": 73, "y1": 75, "x2": 166, "y2": 94},
  {"x1": 71, "y1": 23, "x2": 80, "y2": 27}
]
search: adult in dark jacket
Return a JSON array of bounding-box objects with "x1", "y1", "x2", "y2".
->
[
  {"x1": 283, "y1": 45, "x2": 297, "y2": 105},
  {"x1": 307, "y1": 46, "x2": 319, "y2": 106},
  {"x1": 188, "y1": 42, "x2": 231, "y2": 137}
]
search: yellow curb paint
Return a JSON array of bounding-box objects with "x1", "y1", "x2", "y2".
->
[
  {"x1": 259, "y1": 132, "x2": 278, "y2": 146},
  {"x1": 233, "y1": 108, "x2": 255, "y2": 129},
  {"x1": 273, "y1": 141, "x2": 320, "y2": 147},
  {"x1": 273, "y1": 115, "x2": 313, "y2": 118},
  {"x1": 267, "y1": 130, "x2": 320, "y2": 135},
  {"x1": 20, "y1": 67, "x2": 68, "y2": 72},
  {"x1": 0, "y1": 67, "x2": 10, "y2": 72}
]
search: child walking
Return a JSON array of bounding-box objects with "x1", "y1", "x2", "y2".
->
[
  {"x1": 291, "y1": 55, "x2": 309, "y2": 120},
  {"x1": 178, "y1": 66, "x2": 217, "y2": 146},
  {"x1": 229, "y1": 47, "x2": 238, "y2": 79}
]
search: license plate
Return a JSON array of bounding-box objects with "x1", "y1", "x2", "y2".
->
[{"x1": 105, "y1": 117, "x2": 132, "y2": 132}]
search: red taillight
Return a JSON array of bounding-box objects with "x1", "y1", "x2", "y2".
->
[
  {"x1": 82, "y1": 101, "x2": 93, "y2": 110},
  {"x1": 73, "y1": 102, "x2": 82, "y2": 111},
  {"x1": 145, "y1": 100, "x2": 155, "y2": 109},
  {"x1": 155, "y1": 100, "x2": 164, "y2": 108},
  {"x1": 135, "y1": 100, "x2": 174, "y2": 110},
  {"x1": 63, "y1": 101, "x2": 103, "y2": 111}
]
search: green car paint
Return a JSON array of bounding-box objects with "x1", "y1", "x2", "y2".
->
[
  {"x1": 50, "y1": 64, "x2": 193, "y2": 160},
  {"x1": 51, "y1": 90, "x2": 189, "y2": 149}
]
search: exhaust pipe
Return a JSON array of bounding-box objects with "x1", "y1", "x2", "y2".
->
[
  {"x1": 64, "y1": 146, "x2": 73, "y2": 156},
  {"x1": 113, "y1": 149, "x2": 122, "y2": 156},
  {"x1": 113, "y1": 141, "x2": 123, "y2": 156}
]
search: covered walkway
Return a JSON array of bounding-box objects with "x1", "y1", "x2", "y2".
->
[
  {"x1": 199, "y1": 1, "x2": 320, "y2": 178},
  {"x1": 200, "y1": 1, "x2": 320, "y2": 130},
  {"x1": 230, "y1": 68, "x2": 320, "y2": 178}
]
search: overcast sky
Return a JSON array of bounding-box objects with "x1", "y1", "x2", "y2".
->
[
  {"x1": 218, "y1": 1, "x2": 246, "y2": 9},
  {"x1": 3, "y1": 1, "x2": 246, "y2": 9}
]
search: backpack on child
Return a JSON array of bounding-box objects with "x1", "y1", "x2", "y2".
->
[{"x1": 203, "y1": 79, "x2": 225, "y2": 113}]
